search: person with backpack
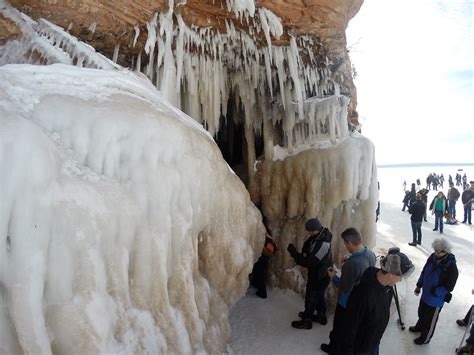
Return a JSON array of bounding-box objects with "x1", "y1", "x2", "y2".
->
[
  {"x1": 250, "y1": 228, "x2": 277, "y2": 299},
  {"x1": 447, "y1": 182, "x2": 461, "y2": 219},
  {"x1": 410, "y1": 238, "x2": 459, "y2": 345},
  {"x1": 287, "y1": 218, "x2": 332, "y2": 329},
  {"x1": 320, "y1": 228, "x2": 376, "y2": 354}
]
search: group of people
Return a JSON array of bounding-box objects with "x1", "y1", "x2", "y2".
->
[
  {"x1": 402, "y1": 179, "x2": 474, "y2": 246},
  {"x1": 281, "y1": 219, "x2": 460, "y2": 354}
]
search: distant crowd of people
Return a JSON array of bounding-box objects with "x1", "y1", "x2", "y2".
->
[
  {"x1": 248, "y1": 216, "x2": 469, "y2": 354},
  {"x1": 402, "y1": 175, "x2": 474, "y2": 246}
]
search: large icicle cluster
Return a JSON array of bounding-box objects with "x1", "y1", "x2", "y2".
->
[
  {"x1": 0, "y1": 64, "x2": 263, "y2": 354},
  {"x1": 138, "y1": 2, "x2": 349, "y2": 155}
]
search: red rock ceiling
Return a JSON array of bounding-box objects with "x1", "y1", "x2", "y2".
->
[{"x1": 7, "y1": 0, "x2": 363, "y2": 58}]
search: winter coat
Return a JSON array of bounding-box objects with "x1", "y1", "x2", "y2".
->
[
  {"x1": 416, "y1": 253, "x2": 458, "y2": 308},
  {"x1": 429, "y1": 196, "x2": 447, "y2": 215},
  {"x1": 409, "y1": 200, "x2": 426, "y2": 222},
  {"x1": 291, "y1": 228, "x2": 333, "y2": 288},
  {"x1": 447, "y1": 187, "x2": 460, "y2": 201},
  {"x1": 333, "y1": 247, "x2": 376, "y2": 308},
  {"x1": 339, "y1": 267, "x2": 392, "y2": 354},
  {"x1": 462, "y1": 189, "x2": 474, "y2": 207}
]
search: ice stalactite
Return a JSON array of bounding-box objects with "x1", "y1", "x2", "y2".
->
[
  {"x1": 0, "y1": 64, "x2": 263, "y2": 354},
  {"x1": 0, "y1": 5, "x2": 117, "y2": 70}
]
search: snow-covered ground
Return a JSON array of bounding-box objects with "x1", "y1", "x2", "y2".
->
[{"x1": 229, "y1": 166, "x2": 474, "y2": 354}]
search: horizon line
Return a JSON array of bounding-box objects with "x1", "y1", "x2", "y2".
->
[{"x1": 378, "y1": 163, "x2": 474, "y2": 168}]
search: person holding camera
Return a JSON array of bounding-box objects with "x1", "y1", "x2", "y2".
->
[
  {"x1": 410, "y1": 238, "x2": 459, "y2": 345},
  {"x1": 320, "y1": 228, "x2": 376, "y2": 354},
  {"x1": 338, "y1": 247, "x2": 414, "y2": 354},
  {"x1": 287, "y1": 218, "x2": 333, "y2": 329}
]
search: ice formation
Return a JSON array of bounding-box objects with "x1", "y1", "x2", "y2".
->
[
  {"x1": 0, "y1": 0, "x2": 380, "y2": 352},
  {"x1": 251, "y1": 133, "x2": 378, "y2": 292},
  {"x1": 0, "y1": 64, "x2": 263, "y2": 354}
]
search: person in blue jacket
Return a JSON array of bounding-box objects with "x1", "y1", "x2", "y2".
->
[{"x1": 409, "y1": 238, "x2": 459, "y2": 345}]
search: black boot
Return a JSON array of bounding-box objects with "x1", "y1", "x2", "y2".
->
[
  {"x1": 314, "y1": 313, "x2": 328, "y2": 325},
  {"x1": 291, "y1": 318, "x2": 312, "y2": 329}
]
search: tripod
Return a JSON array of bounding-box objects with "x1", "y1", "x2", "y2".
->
[{"x1": 392, "y1": 284, "x2": 405, "y2": 330}]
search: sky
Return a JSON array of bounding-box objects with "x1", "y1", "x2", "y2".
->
[{"x1": 347, "y1": 0, "x2": 473, "y2": 165}]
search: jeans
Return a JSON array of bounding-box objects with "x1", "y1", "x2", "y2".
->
[
  {"x1": 411, "y1": 221, "x2": 422, "y2": 243},
  {"x1": 448, "y1": 200, "x2": 457, "y2": 218},
  {"x1": 463, "y1": 204, "x2": 472, "y2": 223},
  {"x1": 434, "y1": 210, "x2": 444, "y2": 232}
]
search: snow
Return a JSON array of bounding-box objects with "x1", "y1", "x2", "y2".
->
[
  {"x1": 0, "y1": 64, "x2": 263, "y2": 354},
  {"x1": 230, "y1": 165, "x2": 474, "y2": 355}
]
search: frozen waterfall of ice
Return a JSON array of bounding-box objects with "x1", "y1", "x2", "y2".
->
[{"x1": 0, "y1": 64, "x2": 263, "y2": 354}]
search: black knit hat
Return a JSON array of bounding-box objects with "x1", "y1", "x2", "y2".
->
[{"x1": 305, "y1": 218, "x2": 322, "y2": 232}]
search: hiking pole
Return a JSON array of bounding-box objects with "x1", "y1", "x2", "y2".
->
[
  {"x1": 392, "y1": 284, "x2": 405, "y2": 330},
  {"x1": 456, "y1": 306, "x2": 473, "y2": 354}
]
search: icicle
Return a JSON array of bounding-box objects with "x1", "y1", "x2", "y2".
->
[
  {"x1": 112, "y1": 44, "x2": 120, "y2": 63},
  {"x1": 132, "y1": 25, "x2": 140, "y2": 47},
  {"x1": 88, "y1": 20, "x2": 97, "y2": 34}
]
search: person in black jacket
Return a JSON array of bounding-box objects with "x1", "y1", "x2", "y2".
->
[
  {"x1": 408, "y1": 193, "x2": 426, "y2": 246},
  {"x1": 250, "y1": 229, "x2": 277, "y2": 299},
  {"x1": 339, "y1": 247, "x2": 414, "y2": 354},
  {"x1": 287, "y1": 218, "x2": 333, "y2": 329},
  {"x1": 410, "y1": 238, "x2": 458, "y2": 345}
]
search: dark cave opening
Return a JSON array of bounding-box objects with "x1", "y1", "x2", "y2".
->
[{"x1": 215, "y1": 94, "x2": 264, "y2": 186}]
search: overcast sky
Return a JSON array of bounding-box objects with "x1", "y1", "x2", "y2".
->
[{"x1": 347, "y1": 0, "x2": 473, "y2": 165}]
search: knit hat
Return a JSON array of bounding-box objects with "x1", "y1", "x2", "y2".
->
[
  {"x1": 381, "y1": 247, "x2": 414, "y2": 277},
  {"x1": 305, "y1": 218, "x2": 322, "y2": 232}
]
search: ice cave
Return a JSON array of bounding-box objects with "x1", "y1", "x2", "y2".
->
[{"x1": 0, "y1": 0, "x2": 377, "y2": 353}]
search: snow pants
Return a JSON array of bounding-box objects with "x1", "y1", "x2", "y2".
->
[
  {"x1": 302, "y1": 277, "x2": 330, "y2": 319},
  {"x1": 414, "y1": 299, "x2": 442, "y2": 343}
]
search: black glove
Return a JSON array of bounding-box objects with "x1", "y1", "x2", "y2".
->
[
  {"x1": 429, "y1": 286, "x2": 437, "y2": 297},
  {"x1": 287, "y1": 243, "x2": 297, "y2": 256},
  {"x1": 444, "y1": 292, "x2": 452, "y2": 303}
]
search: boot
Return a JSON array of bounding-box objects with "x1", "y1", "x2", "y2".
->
[
  {"x1": 408, "y1": 326, "x2": 420, "y2": 333},
  {"x1": 291, "y1": 318, "x2": 312, "y2": 329},
  {"x1": 314, "y1": 313, "x2": 328, "y2": 325},
  {"x1": 298, "y1": 311, "x2": 317, "y2": 322},
  {"x1": 408, "y1": 242, "x2": 417, "y2": 246},
  {"x1": 456, "y1": 343, "x2": 474, "y2": 354},
  {"x1": 414, "y1": 337, "x2": 428, "y2": 345}
]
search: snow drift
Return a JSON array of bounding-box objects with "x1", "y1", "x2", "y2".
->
[{"x1": 0, "y1": 64, "x2": 263, "y2": 354}]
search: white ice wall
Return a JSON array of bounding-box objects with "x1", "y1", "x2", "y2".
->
[{"x1": 0, "y1": 64, "x2": 263, "y2": 354}]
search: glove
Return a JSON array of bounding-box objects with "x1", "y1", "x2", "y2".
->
[
  {"x1": 444, "y1": 292, "x2": 452, "y2": 303},
  {"x1": 287, "y1": 243, "x2": 297, "y2": 256},
  {"x1": 430, "y1": 286, "x2": 437, "y2": 297}
]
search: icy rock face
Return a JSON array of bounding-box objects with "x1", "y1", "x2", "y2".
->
[
  {"x1": 250, "y1": 133, "x2": 378, "y2": 293},
  {"x1": 0, "y1": 64, "x2": 263, "y2": 354}
]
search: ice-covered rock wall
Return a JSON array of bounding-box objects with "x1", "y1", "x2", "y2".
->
[
  {"x1": 0, "y1": 64, "x2": 263, "y2": 354},
  {"x1": 250, "y1": 134, "x2": 378, "y2": 293}
]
